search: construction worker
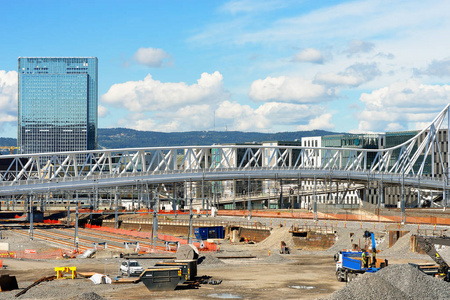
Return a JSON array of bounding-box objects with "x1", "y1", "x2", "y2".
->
[{"x1": 362, "y1": 249, "x2": 368, "y2": 269}]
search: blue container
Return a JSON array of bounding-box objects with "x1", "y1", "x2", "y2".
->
[
  {"x1": 342, "y1": 251, "x2": 363, "y2": 271},
  {"x1": 194, "y1": 226, "x2": 224, "y2": 240}
]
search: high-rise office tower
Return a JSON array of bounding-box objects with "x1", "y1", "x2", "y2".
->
[{"x1": 18, "y1": 57, "x2": 98, "y2": 154}]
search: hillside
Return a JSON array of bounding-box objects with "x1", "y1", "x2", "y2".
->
[
  {"x1": 0, "y1": 128, "x2": 341, "y2": 149},
  {"x1": 97, "y1": 128, "x2": 340, "y2": 148}
]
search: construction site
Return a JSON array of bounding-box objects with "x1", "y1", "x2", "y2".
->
[{"x1": 0, "y1": 204, "x2": 448, "y2": 300}]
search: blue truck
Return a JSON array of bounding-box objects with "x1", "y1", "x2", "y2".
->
[{"x1": 334, "y1": 231, "x2": 388, "y2": 282}]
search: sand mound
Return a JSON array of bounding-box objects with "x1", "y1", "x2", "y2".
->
[{"x1": 252, "y1": 226, "x2": 295, "y2": 252}]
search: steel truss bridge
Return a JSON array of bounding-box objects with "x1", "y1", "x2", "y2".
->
[{"x1": 1, "y1": 105, "x2": 450, "y2": 209}]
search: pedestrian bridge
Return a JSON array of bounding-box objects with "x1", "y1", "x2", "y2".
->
[{"x1": 1, "y1": 104, "x2": 450, "y2": 197}]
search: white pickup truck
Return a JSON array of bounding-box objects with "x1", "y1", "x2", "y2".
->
[{"x1": 120, "y1": 260, "x2": 144, "y2": 277}]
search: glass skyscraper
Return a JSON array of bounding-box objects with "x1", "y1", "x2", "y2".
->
[{"x1": 18, "y1": 57, "x2": 98, "y2": 154}]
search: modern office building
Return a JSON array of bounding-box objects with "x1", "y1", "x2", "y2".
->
[{"x1": 18, "y1": 57, "x2": 98, "y2": 154}]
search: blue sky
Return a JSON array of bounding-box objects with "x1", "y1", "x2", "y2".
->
[{"x1": 1, "y1": 0, "x2": 450, "y2": 138}]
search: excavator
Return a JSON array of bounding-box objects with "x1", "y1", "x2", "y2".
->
[{"x1": 412, "y1": 234, "x2": 450, "y2": 282}]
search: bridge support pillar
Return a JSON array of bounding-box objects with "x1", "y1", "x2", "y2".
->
[
  {"x1": 67, "y1": 197, "x2": 70, "y2": 226},
  {"x1": 247, "y1": 176, "x2": 251, "y2": 218},
  {"x1": 172, "y1": 182, "x2": 177, "y2": 216},
  {"x1": 74, "y1": 192, "x2": 79, "y2": 252},
  {"x1": 114, "y1": 191, "x2": 119, "y2": 229},
  {"x1": 401, "y1": 173, "x2": 406, "y2": 224},
  {"x1": 313, "y1": 175, "x2": 317, "y2": 221},
  {"x1": 233, "y1": 179, "x2": 236, "y2": 210},
  {"x1": 29, "y1": 195, "x2": 33, "y2": 240}
]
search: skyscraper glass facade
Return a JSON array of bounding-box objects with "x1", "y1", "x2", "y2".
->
[{"x1": 18, "y1": 57, "x2": 98, "y2": 154}]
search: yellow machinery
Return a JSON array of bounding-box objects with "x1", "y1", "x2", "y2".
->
[
  {"x1": 0, "y1": 146, "x2": 18, "y2": 154},
  {"x1": 55, "y1": 266, "x2": 77, "y2": 279}
]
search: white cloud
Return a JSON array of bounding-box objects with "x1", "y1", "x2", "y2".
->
[
  {"x1": 314, "y1": 63, "x2": 380, "y2": 87},
  {"x1": 249, "y1": 76, "x2": 334, "y2": 103},
  {"x1": 98, "y1": 105, "x2": 109, "y2": 118},
  {"x1": 133, "y1": 47, "x2": 171, "y2": 68},
  {"x1": 357, "y1": 80, "x2": 450, "y2": 132},
  {"x1": 293, "y1": 48, "x2": 324, "y2": 64},
  {"x1": 217, "y1": 101, "x2": 333, "y2": 131},
  {"x1": 0, "y1": 70, "x2": 17, "y2": 112},
  {"x1": 0, "y1": 70, "x2": 18, "y2": 131},
  {"x1": 101, "y1": 71, "x2": 227, "y2": 112},
  {"x1": 296, "y1": 113, "x2": 334, "y2": 131},
  {"x1": 414, "y1": 58, "x2": 450, "y2": 77},
  {"x1": 344, "y1": 40, "x2": 375, "y2": 57},
  {"x1": 117, "y1": 99, "x2": 335, "y2": 132}
]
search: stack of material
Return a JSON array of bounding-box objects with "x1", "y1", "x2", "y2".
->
[
  {"x1": 198, "y1": 254, "x2": 225, "y2": 266},
  {"x1": 327, "y1": 264, "x2": 450, "y2": 300}
]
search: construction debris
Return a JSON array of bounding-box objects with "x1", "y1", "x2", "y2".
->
[{"x1": 89, "y1": 274, "x2": 112, "y2": 285}]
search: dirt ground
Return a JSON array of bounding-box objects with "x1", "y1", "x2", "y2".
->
[
  {"x1": 0, "y1": 254, "x2": 344, "y2": 299},
  {"x1": 0, "y1": 218, "x2": 443, "y2": 300},
  {"x1": 0, "y1": 253, "x2": 432, "y2": 300}
]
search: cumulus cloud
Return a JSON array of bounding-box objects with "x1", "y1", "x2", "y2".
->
[
  {"x1": 413, "y1": 58, "x2": 450, "y2": 77},
  {"x1": 118, "y1": 99, "x2": 335, "y2": 132},
  {"x1": 293, "y1": 48, "x2": 324, "y2": 64},
  {"x1": 101, "y1": 71, "x2": 227, "y2": 112},
  {"x1": 133, "y1": 47, "x2": 171, "y2": 68},
  {"x1": 98, "y1": 105, "x2": 109, "y2": 118},
  {"x1": 296, "y1": 113, "x2": 334, "y2": 131},
  {"x1": 357, "y1": 80, "x2": 450, "y2": 132},
  {"x1": 314, "y1": 63, "x2": 380, "y2": 87},
  {"x1": 344, "y1": 40, "x2": 375, "y2": 57},
  {"x1": 120, "y1": 104, "x2": 215, "y2": 132},
  {"x1": 216, "y1": 101, "x2": 333, "y2": 131},
  {"x1": 0, "y1": 70, "x2": 18, "y2": 130},
  {"x1": 249, "y1": 76, "x2": 334, "y2": 103}
]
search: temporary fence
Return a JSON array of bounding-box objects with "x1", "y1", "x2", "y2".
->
[
  {"x1": 84, "y1": 224, "x2": 218, "y2": 252},
  {"x1": 121, "y1": 217, "x2": 266, "y2": 230},
  {"x1": 1, "y1": 249, "x2": 75, "y2": 260}
]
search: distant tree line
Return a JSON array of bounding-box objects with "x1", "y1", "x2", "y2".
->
[{"x1": 0, "y1": 128, "x2": 341, "y2": 150}]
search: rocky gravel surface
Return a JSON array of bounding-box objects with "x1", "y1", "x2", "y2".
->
[
  {"x1": 198, "y1": 254, "x2": 225, "y2": 266},
  {"x1": 1, "y1": 278, "x2": 120, "y2": 300},
  {"x1": 326, "y1": 264, "x2": 450, "y2": 300}
]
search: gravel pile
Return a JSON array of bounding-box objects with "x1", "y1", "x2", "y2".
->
[
  {"x1": 198, "y1": 254, "x2": 225, "y2": 266},
  {"x1": 0, "y1": 278, "x2": 119, "y2": 300},
  {"x1": 326, "y1": 264, "x2": 450, "y2": 300},
  {"x1": 323, "y1": 228, "x2": 366, "y2": 254},
  {"x1": 376, "y1": 264, "x2": 450, "y2": 299},
  {"x1": 263, "y1": 253, "x2": 290, "y2": 263},
  {"x1": 74, "y1": 292, "x2": 104, "y2": 300},
  {"x1": 251, "y1": 226, "x2": 296, "y2": 252},
  {"x1": 381, "y1": 232, "x2": 412, "y2": 256},
  {"x1": 436, "y1": 245, "x2": 450, "y2": 262}
]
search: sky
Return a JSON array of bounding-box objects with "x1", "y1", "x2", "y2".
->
[{"x1": 1, "y1": 0, "x2": 450, "y2": 138}]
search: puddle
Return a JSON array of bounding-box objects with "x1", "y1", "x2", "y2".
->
[
  {"x1": 289, "y1": 285, "x2": 315, "y2": 290},
  {"x1": 208, "y1": 293, "x2": 242, "y2": 299}
]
